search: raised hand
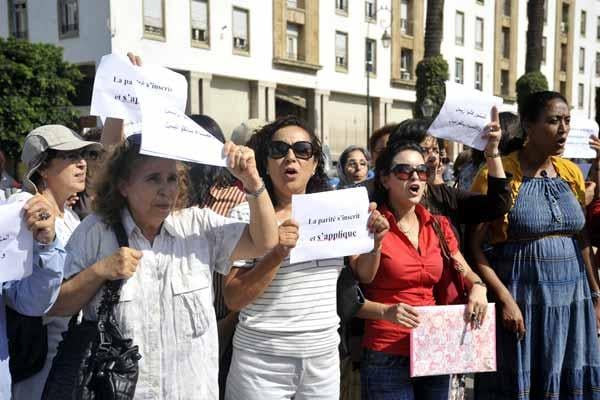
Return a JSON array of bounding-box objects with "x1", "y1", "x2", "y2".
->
[
  {"x1": 222, "y1": 141, "x2": 263, "y2": 193},
  {"x1": 126, "y1": 52, "x2": 143, "y2": 67},
  {"x1": 482, "y1": 106, "x2": 501, "y2": 155},
  {"x1": 23, "y1": 195, "x2": 56, "y2": 244}
]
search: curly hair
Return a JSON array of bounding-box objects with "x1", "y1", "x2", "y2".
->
[
  {"x1": 246, "y1": 115, "x2": 329, "y2": 206},
  {"x1": 373, "y1": 140, "x2": 425, "y2": 208},
  {"x1": 93, "y1": 135, "x2": 190, "y2": 226}
]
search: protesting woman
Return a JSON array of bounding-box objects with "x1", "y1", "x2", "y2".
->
[
  {"x1": 223, "y1": 116, "x2": 387, "y2": 400},
  {"x1": 351, "y1": 139, "x2": 489, "y2": 399},
  {"x1": 337, "y1": 145, "x2": 372, "y2": 189},
  {"x1": 47, "y1": 134, "x2": 278, "y2": 399},
  {"x1": 471, "y1": 91, "x2": 600, "y2": 398},
  {"x1": 12, "y1": 125, "x2": 101, "y2": 400}
]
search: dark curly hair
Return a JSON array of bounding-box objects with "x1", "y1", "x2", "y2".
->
[
  {"x1": 93, "y1": 135, "x2": 190, "y2": 226},
  {"x1": 247, "y1": 115, "x2": 329, "y2": 206},
  {"x1": 373, "y1": 140, "x2": 425, "y2": 209}
]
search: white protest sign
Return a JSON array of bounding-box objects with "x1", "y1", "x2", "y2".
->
[
  {"x1": 139, "y1": 99, "x2": 227, "y2": 167},
  {"x1": 428, "y1": 81, "x2": 504, "y2": 151},
  {"x1": 290, "y1": 187, "x2": 373, "y2": 264},
  {"x1": 563, "y1": 117, "x2": 599, "y2": 159},
  {"x1": 0, "y1": 198, "x2": 34, "y2": 283},
  {"x1": 90, "y1": 54, "x2": 187, "y2": 122}
]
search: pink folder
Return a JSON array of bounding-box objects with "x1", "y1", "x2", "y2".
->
[{"x1": 410, "y1": 304, "x2": 497, "y2": 377}]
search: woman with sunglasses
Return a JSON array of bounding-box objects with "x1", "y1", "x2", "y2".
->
[
  {"x1": 12, "y1": 125, "x2": 102, "y2": 400},
  {"x1": 350, "y1": 140, "x2": 489, "y2": 400},
  {"x1": 223, "y1": 116, "x2": 387, "y2": 400}
]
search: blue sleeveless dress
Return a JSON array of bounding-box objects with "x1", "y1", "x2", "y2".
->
[{"x1": 475, "y1": 176, "x2": 600, "y2": 399}]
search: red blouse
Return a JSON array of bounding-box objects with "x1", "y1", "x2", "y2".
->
[{"x1": 362, "y1": 204, "x2": 459, "y2": 356}]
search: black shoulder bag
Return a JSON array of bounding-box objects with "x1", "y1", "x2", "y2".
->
[
  {"x1": 41, "y1": 222, "x2": 141, "y2": 400},
  {"x1": 6, "y1": 307, "x2": 47, "y2": 383}
]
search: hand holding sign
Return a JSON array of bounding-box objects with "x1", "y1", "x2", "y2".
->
[
  {"x1": 367, "y1": 203, "x2": 389, "y2": 251},
  {"x1": 223, "y1": 142, "x2": 263, "y2": 192},
  {"x1": 588, "y1": 135, "x2": 600, "y2": 160},
  {"x1": 23, "y1": 195, "x2": 56, "y2": 245},
  {"x1": 274, "y1": 219, "x2": 300, "y2": 258}
]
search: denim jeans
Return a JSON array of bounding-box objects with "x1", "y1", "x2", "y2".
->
[{"x1": 360, "y1": 349, "x2": 450, "y2": 400}]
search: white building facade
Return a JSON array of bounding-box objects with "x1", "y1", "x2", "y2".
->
[{"x1": 1, "y1": 0, "x2": 600, "y2": 157}]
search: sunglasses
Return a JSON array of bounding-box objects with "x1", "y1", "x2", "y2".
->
[
  {"x1": 268, "y1": 141, "x2": 314, "y2": 160},
  {"x1": 54, "y1": 149, "x2": 101, "y2": 162},
  {"x1": 391, "y1": 163, "x2": 428, "y2": 181}
]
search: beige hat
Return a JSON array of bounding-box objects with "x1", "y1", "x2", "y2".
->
[
  {"x1": 231, "y1": 119, "x2": 266, "y2": 145},
  {"x1": 21, "y1": 125, "x2": 102, "y2": 193}
]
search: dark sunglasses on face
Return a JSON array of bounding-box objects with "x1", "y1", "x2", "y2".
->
[
  {"x1": 268, "y1": 141, "x2": 314, "y2": 160},
  {"x1": 391, "y1": 163, "x2": 428, "y2": 181},
  {"x1": 55, "y1": 149, "x2": 101, "y2": 162}
]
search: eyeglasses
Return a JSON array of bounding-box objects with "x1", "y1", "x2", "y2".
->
[
  {"x1": 391, "y1": 163, "x2": 428, "y2": 181},
  {"x1": 268, "y1": 141, "x2": 314, "y2": 160},
  {"x1": 346, "y1": 160, "x2": 368, "y2": 170},
  {"x1": 55, "y1": 149, "x2": 101, "y2": 162}
]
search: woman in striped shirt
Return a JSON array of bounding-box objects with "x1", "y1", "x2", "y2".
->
[{"x1": 223, "y1": 116, "x2": 387, "y2": 400}]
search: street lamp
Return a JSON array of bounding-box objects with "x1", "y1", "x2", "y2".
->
[
  {"x1": 421, "y1": 97, "x2": 435, "y2": 118},
  {"x1": 366, "y1": 5, "x2": 392, "y2": 148}
]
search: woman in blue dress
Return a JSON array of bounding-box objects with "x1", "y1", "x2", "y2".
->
[{"x1": 470, "y1": 91, "x2": 600, "y2": 399}]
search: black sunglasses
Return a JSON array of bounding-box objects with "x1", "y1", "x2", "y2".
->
[
  {"x1": 268, "y1": 141, "x2": 314, "y2": 160},
  {"x1": 54, "y1": 149, "x2": 101, "y2": 162},
  {"x1": 391, "y1": 163, "x2": 428, "y2": 181}
]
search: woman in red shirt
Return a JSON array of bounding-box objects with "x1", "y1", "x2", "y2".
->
[{"x1": 351, "y1": 141, "x2": 489, "y2": 400}]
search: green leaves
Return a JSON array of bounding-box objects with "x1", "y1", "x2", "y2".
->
[{"x1": 0, "y1": 37, "x2": 82, "y2": 159}]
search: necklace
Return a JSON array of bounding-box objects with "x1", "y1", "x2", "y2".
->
[{"x1": 397, "y1": 216, "x2": 417, "y2": 234}]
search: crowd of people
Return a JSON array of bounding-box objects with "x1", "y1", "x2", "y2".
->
[{"x1": 1, "y1": 69, "x2": 600, "y2": 400}]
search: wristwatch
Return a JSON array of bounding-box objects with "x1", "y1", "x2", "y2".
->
[{"x1": 473, "y1": 280, "x2": 487, "y2": 289}]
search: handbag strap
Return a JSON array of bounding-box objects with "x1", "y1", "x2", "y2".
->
[
  {"x1": 431, "y1": 216, "x2": 451, "y2": 261},
  {"x1": 97, "y1": 221, "x2": 129, "y2": 323}
]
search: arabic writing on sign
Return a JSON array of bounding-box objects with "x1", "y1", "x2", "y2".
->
[
  {"x1": 563, "y1": 117, "x2": 600, "y2": 159},
  {"x1": 454, "y1": 107, "x2": 487, "y2": 120}
]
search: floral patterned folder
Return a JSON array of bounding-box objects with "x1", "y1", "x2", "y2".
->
[{"x1": 410, "y1": 304, "x2": 496, "y2": 377}]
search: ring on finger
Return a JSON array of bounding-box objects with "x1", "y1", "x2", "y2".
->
[{"x1": 38, "y1": 211, "x2": 51, "y2": 221}]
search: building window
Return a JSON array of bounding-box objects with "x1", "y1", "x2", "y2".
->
[
  {"x1": 475, "y1": 17, "x2": 484, "y2": 50},
  {"x1": 503, "y1": 0, "x2": 511, "y2": 17},
  {"x1": 143, "y1": 0, "x2": 165, "y2": 37},
  {"x1": 597, "y1": 16, "x2": 600, "y2": 40},
  {"x1": 455, "y1": 11, "x2": 464, "y2": 46},
  {"x1": 400, "y1": 48, "x2": 413, "y2": 80},
  {"x1": 335, "y1": 31, "x2": 348, "y2": 70},
  {"x1": 58, "y1": 0, "x2": 78, "y2": 38},
  {"x1": 366, "y1": 38, "x2": 376, "y2": 74},
  {"x1": 191, "y1": 0, "x2": 208, "y2": 45},
  {"x1": 455, "y1": 58, "x2": 464, "y2": 84},
  {"x1": 286, "y1": 23, "x2": 299, "y2": 60},
  {"x1": 8, "y1": 0, "x2": 28, "y2": 39},
  {"x1": 475, "y1": 62, "x2": 483, "y2": 90},
  {"x1": 501, "y1": 27, "x2": 510, "y2": 59},
  {"x1": 232, "y1": 7, "x2": 249, "y2": 53},
  {"x1": 596, "y1": 52, "x2": 600, "y2": 76},
  {"x1": 543, "y1": 0, "x2": 547, "y2": 25},
  {"x1": 500, "y1": 70, "x2": 509, "y2": 96},
  {"x1": 541, "y1": 36, "x2": 546, "y2": 64},
  {"x1": 578, "y1": 83, "x2": 584, "y2": 108},
  {"x1": 580, "y1": 47, "x2": 585, "y2": 73},
  {"x1": 560, "y1": 3, "x2": 569, "y2": 33},
  {"x1": 560, "y1": 43, "x2": 567, "y2": 71},
  {"x1": 287, "y1": 0, "x2": 303, "y2": 8},
  {"x1": 365, "y1": 0, "x2": 376, "y2": 21},
  {"x1": 581, "y1": 10, "x2": 586, "y2": 36},
  {"x1": 400, "y1": 0, "x2": 410, "y2": 35},
  {"x1": 335, "y1": 0, "x2": 347, "y2": 14}
]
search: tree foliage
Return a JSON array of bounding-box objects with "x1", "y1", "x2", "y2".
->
[
  {"x1": 0, "y1": 37, "x2": 82, "y2": 159},
  {"x1": 414, "y1": 55, "x2": 449, "y2": 119},
  {"x1": 516, "y1": 71, "x2": 549, "y2": 115}
]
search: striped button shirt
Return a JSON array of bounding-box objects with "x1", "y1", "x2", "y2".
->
[{"x1": 229, "y1": 202, "x2": 343, "y2": 358}]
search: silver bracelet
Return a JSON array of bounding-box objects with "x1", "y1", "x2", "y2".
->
[
  {"x1": 591, "y1": 291, "x2": 600, "y2": 299},
  {"x1": 244, "y1": 180, "x2": 266, "y2": 198}
]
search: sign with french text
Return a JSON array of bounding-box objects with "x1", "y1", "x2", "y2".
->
[{"x1": 290, "y1": 187, "x2": 373, "y2": 264}]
